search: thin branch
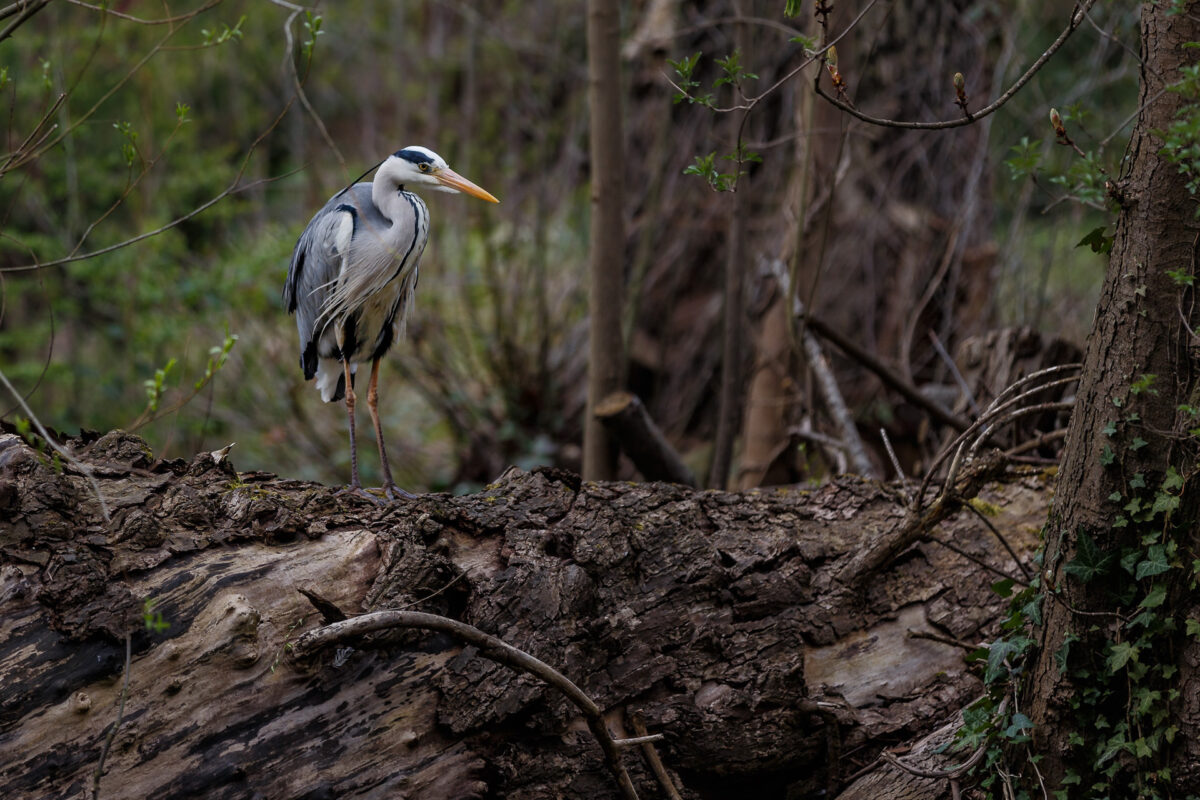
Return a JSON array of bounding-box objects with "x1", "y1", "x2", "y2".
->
[
  {"x1": 64, "y1": 0, "x2": 215, "y2": 25},
  {"x1": 631, "y1": 714, "x2": 683, "y2": 800},
  {"x1": 880, "y1": 428, "x2": 912, "y2": 505},
  {"x1": 915, "y1": 366, "x2": 1080, "y2": 508},
  {"x1": 813, "y1": 0, "x2": 1098, "y2": 130},
  {"x1": 3, "y1": 121, "x2": 299, "y2": 274},
  {"x1": 0, "y1": 0, "x2": 50, "y2": 43},
  {"x1": 925, "y1": 532, "x2": 1030, "y2": 586},
  {"x1": 801, "y1": 312, "x2": 972, "y2": 434},
  {"x1": 928, "y1": 331, "x2": 979, "y2": 415},
  {"x1": 292, "y1": 610, "x2": 641, "y2": 800},
  {"x1": 768, "y1": 258, "x2": 876, "y2": 477},
  {"x1": 281, "y1": 7, "x2": 346, "y2": 176},
  {"x1": 880, "y1": 740, "x2": 986, "y2": 780},
  {"x1": 963, "y1": 500, "x2": 1033, "y2": 582}
]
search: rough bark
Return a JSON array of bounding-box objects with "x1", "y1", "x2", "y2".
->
[
  {"x1": 1026, "y1": 3, "x2": 1200, "y2": 791},
  {"x1": 1, "y1": 428, "x2": 1051, "y2": 799}
]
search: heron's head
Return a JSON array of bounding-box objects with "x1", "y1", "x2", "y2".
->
[{"x1": 381, "y1": 146, "x2": 499, "y2": 203}]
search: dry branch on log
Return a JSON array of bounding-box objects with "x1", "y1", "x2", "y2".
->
[
  {"x1": 0, "y1": 429, "x2": 1052, "y2": 799},
  {"x1": 594, "y1": 391, "x2": 696, "y2": 486}
]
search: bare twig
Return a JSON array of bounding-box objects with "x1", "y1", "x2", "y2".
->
[
  {"x1": 963, "y1": 500, "x2": 1033, "y2": 582},
  {"x1": 801, "y1": 312, "x2": 972, "y2": 434},
  {"x1": 1003, "y1": 427, "x2": 1069, "y2": 457},
  {"x1": 293, "y1": 610, "x2": 641, "y2": 800},
  {"x1": 0, "y1": 0, "x2": 50, "y2": 43},
  {"x1": 631, "y1": 714, "x2": 683, "y2": 800},
  {"x1": 928, "y1": 331, "x2": 979, "y2": 415},
  {"x1": 926, "y1": 532, "x2": 1029, "y2": 586},
  {"x1": 880, "y1": 428, "x2": 912, "y2": 505},
  {"x1": 768, "y1": 259, "x2": 876, "y2": 477},
  {"x1": 914, "y1": 365, "x2": 1081, "y2": 509},
  {"x1": 880, "y1": 742, "x2": 986, "y2": 780},
  {"x1": 907, "y1": 628, "x2": 978, "y2": 653},
  {"x1": 800, "y1": 315, "x2": 875, "y2": 477},
  {"x1": 813, "y1": 0, "x2": 1098, "y2": 130}
]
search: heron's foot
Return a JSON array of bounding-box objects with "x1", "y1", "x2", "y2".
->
[
  {"x1": 383, "y1": 482, "x2": 418, "y2": 501},
  {"x1": 337, "y1": 484, "x2": 386, "y2": 506}
]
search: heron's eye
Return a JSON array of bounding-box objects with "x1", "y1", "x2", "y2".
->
[{"x1": 418, "y1": 163, "x2": 431, "y2": 173}]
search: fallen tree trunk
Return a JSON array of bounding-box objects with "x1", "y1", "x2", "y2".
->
[{"x1": 0, "y1": 428, "x2": 1050, "y2": 799}]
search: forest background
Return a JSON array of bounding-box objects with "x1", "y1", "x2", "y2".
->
[{"x1": 0, "y1": 0, "x2": 1133, "y2": 493}]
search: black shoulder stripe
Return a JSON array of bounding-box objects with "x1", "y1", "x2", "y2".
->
[{"x1": 336, "y1": 203, "x2": 359, "y2": 238}]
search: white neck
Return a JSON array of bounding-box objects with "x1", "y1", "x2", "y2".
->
[{"x1": 372, "y1": 176, "x2": 411, "y2": 226}]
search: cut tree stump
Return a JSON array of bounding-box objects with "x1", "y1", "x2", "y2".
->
[{"x1": 0, "y1": 429, "x2": 1051, "y2": 799}]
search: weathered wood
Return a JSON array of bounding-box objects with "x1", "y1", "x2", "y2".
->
[
  {"x1": 0, "y1": 429, "x2": 1051, "y2": 799},
  {"x1": 595, "y1": 391, "x2": 696, "y2": 486}
]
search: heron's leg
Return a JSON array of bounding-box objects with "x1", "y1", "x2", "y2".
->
[
  {"x1": 367, "y1": 357, "x2": 415, "y2": 500},
  {"x1": 343, "y1": 358, "x2": 363, "y2": 489}
]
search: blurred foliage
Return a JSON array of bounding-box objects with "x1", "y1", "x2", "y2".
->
[{"x1": 0, "y1": 0, "x2": 1144, "y2": 490}]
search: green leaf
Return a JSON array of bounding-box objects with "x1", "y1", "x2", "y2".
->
[
  {"x1": 985, "y1": 636, "x2": 1032, "y2": 683},
  {"x1": 1187, "y1": 618, "x2": 1200, "y2": 639},
  {"x1": 1004, "y1": 712, "x2": 1034, "y2": 740},
  {"x1": 1152, "y1": 491, "x2": 1180, "y2": 517},
  {"x1": 1135, "y1": 544, "x2": 1171, "y2": 580},
  {"x1": 1163, "y1": 465, "x2": 1184, "y2": 491},
  {"x1": 1130, "y1": 436, "x2": 1148, "y2": 451},
  {"x1": 1107, "y1": 641, "x2": 1138, "y2": 673},
  {"x1": 1077, "y1": 226, "x2": 1113, "y2": 254},
  {"x1": 991, "y1": 577, "x2": 1015, "y2": 598},
  {"x1": 784, "y1": 0, "x2": 803, "y2": 17},
  {"x1": 1139, "y1": 584, "x2": 1167, "y2": 609},
  {"x1": 1055, "y1": 633, "x2": 1079, "y2": 673},
  {"x1": 1064, "y1": 532, "x2": 1115, "y2": 584}
]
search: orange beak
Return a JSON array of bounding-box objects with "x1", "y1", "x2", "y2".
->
[{"x1": 435, "y1": 168, "x2": 500, "y2": 203}]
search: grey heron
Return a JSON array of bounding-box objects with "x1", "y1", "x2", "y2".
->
[{"x1": 284, "y1": 146, "x2": 498, "y2": 499}]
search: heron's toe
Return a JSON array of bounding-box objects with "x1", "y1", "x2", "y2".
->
[
  {"x1": 384, "y1": 483, "x2": 418, "y2": 502},
  {"x1": 337, "y1": 485, "x2": 386, "y2": 506}
]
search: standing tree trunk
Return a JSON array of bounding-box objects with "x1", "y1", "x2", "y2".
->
[
  {"x1": 584, "y1": 0, "x2": 626, "y2": 481},
  {"x1": 1025, "y1": 3, "x2": 1200, "y2": 792}
]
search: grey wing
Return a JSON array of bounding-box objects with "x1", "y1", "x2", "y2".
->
[
  {"x1": 283, "y1": 185, "x2": 372, "y2": 381},
  {"x1": 283, "y1": 190, "x2": 362, "y2": 379}
]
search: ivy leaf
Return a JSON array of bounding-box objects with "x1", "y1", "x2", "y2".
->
[
  {"x1": 1107, "y1": 641, "x2": 1138, "y2": 673},
  {"x1": 1130, "y1": 436, "x2": 1149, "y2": 451},
  {"x1": 1064, "y1": 532, "x2": 1115, "y2": 584},
  {"x1": 1004, "y1": 712, "x2": 1034, "y2": 740},
  {"x1": 1077, "y1": 226, "x2": 1113, "y2": 254},
  {"x1": 1100, "y1": 445, "x2": 1115, "y2": 467},
  {"x1": 985, "y1": 636, "x2": 1031, "y2": 683},
  {"x1": 1135, "y1": 544, "x2": 1171, "y2": 580},
  {"x1": 1162, "y1": 465, "x2": 1184, "y2": 491},
  {"x1": 1139, "y1": 584, "x2": 1167, "y2": 609},
  {"x1": 1054, "y1": 633, "x2": 1079, "y2": 673},
  {"x1": 1152, "y1": 490, "x2": 1181, "y2": 517},
  {"x1": 991, "y1": 577, "x2": 1015, "y2": 598},
  {"x1": 1187, "y1": 618, "x2": 1200, "y2": 639}
]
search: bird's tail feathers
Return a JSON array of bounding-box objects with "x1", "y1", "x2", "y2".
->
[{"x1": 316, "y1": 357, "x2": 356, "y2": 403}]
